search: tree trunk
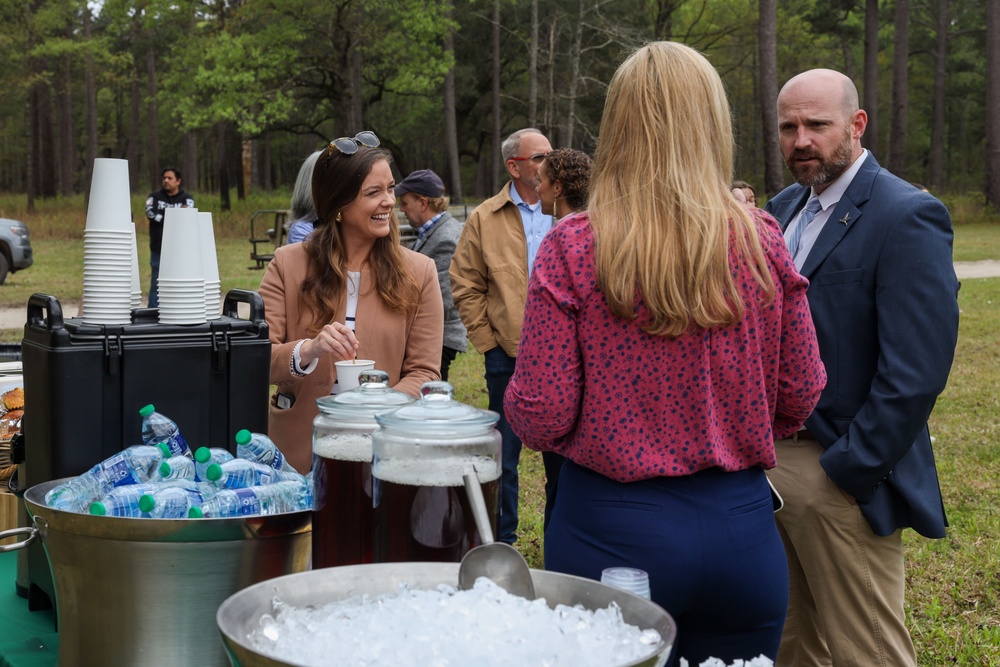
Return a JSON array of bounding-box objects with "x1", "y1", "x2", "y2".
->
[
  {"x1": 929, "y1": 0, "x2": 948, "y2": 191},
  {"x1": 183, "y1": 131, "x2": 198, "y2": 193},
  {"x1": 26, "y1": 95, "x2": 35, "y2": 213},
  {"x1": 350, "y1": 47, "x2": 364, "y2": 131},
  {"x1": 546, "y1": 19, "x2": 557, "y2": 136},
  {"x1": 128, "y1": 72, "x2": 141, "y2": 192},
  {"x1": 986, "y1": 0, "x2": 1000, "y2": 210},
  {"x1": 888, "y1": 0, "x2": 909, "y2": 177},
  {"x1": 262, "y1": 134, "x2": 272, "y2": 191},
  {"x1": 147, "y1": 46, "x2": 160, "y2": 192},
  {"x1": 443, "y1": 14, "x2": 463, "y2": 201},
  {"x1": 759, "y1": 0, "x2": 783, "y2": 196},
  {"x1": 83, "y1": 5, "x2": 98, "y2": 198},
  {"x1": 36, "y1": 81, "x2": 57, "y2": 198},
  {"x1": 217, "y1": 122, "x2": 231, "y2": 210},
  {"x1": 58, "y1": 48, "x2": 75, "y2": 196},
  {"x1": 241, "y1": 137, "x2": 252, "y2": 200},
  {"x1": 491, "y1": 0, "x2": 501, "y2": 194},
  {"x1": 863, "y1": 0, "x2": 879, "y2": 155},
  {"x1": 528, "y1": 0, "x2": 538, "y2": 128},
  {"x1": 564, "y1": 0, "x2": 586, "y2": 148}
]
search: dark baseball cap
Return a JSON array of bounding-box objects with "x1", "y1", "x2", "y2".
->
[{"x1": 394, "y1": 169, "x2": 445, "y2": 197}]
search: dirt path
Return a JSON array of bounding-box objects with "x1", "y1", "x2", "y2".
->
[{"x1": 0, "y1": 260, "x2": 997, "y2": 330}]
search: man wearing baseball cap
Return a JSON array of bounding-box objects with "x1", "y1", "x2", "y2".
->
[{"x1": 395, "y1": 169, "x2": 468, "y2": 380}]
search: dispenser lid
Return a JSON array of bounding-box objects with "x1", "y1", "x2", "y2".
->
[
  {"x1": 375, "y1": 381, "x2": 499, "y2": 431},
  {"x1": 315, "y1": 369, "x2": 414, "y2": 417}
]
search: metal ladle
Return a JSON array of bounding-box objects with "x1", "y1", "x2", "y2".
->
[{"x1": 458, "y1": 472, "x2": 536, "y2": 599}]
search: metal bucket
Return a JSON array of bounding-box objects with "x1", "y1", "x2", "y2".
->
[
  {"x1": 217, "y1": 562, "x2": 677, "y2": 667},
  {"x1": 3, "y1": 478, "x2": 311, "y2": 667}
]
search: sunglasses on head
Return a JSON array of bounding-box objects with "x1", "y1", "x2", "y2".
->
[
  {"x1": 328, "y1": 131, "x2": 380, "y2": 156},
  {"x1": 509, "y1": 153, "x2": 547, "y2": 164}
]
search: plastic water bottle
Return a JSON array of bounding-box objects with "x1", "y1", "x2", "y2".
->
[
  {"x1": 190, "y1": 480, "x2": 313, "y2": 518},
  {"x1": 151, "y1": 455, "x2": 197, "y2": 482},
  {"x1": 235, "y1": 429, "x2": 297, "y2": 473},
  {"x1": 45, "y1": 445, "x2": 166, "y2": 512},
  {"x1": 89, "y1": 483, "x2": 160, "y2": 517},
  {"x1": 206, "y1": 459, "x2": 303, "y2": 489},
  {"x1": 139, "y1": 486, "x2": 202, "y2": 518},
  {"x1": 193, "y1": 447, "x2": 235, "y2": 482},
  {"x1": 139, "y1": 404, "x2": 190, "y2": 457}
]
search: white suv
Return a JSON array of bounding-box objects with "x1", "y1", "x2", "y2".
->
[{"x1": 0, "y1": 218, "x2": 33, "y2": 284}]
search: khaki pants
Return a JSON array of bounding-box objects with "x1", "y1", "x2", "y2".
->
[{"x1": 766, "y1": 437, "x2": 917, "y2": 667}]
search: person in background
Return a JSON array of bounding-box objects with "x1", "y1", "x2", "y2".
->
[
  {"x1": 450, "y1": 128, "x2": 554, "y2": 545},
  {"x1": 732, "y1": 180, "x2": 757, "y2": 207},
  {"x1": 533, "y1": 147, "x2": 592, "y2": 529},
  {"x1": 286, "y1": 151, "x2": 322, "y2": 244},
  {"x1": 395, "y1": 169, "x2": 467, "y2": 381},
  {"x1": 536, "y1": 148, "x2": 592, "y2": 221},
  {"x1": 145, "y1": 166, "x2": 194, "y2": 308},
  {"x1": 259, "y1": 132, "x2": 443, "y2": 473},
  {"x1": 504, "y1": 42, "x2": 825, "y2": 664},
  {"x1": 765, "y1": 68, "x2": 959, "y2": 667}
]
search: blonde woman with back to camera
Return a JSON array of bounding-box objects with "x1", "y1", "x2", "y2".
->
[
  {"x1": 259, "y1": 132, "x2": 443, "y2": 473},
  {"x1": 504, "y1": 42, "x2": 826, "y2": 664}
]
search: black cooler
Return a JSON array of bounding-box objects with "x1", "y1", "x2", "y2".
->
[{"x1": 14, "y1": 289, "x2": 271, "y2": 613}]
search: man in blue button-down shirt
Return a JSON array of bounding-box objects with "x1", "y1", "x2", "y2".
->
[{"x1": 451, "y1": 128, "x2": 554, "y2": 544}]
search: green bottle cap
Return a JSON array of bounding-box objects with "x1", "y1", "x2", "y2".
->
[
  {"x1": 139, "y1": 404, "x2": 155, "y2": 418},
  {"x1": 206, "y1": 463, "x2": 223, "y2": 482},
  {"x1": 157, "y1": 442, "x2": 171, "y2": 458},
  {"x1": 89, "y1": 502, "x2": 107, "y2": 516},
  {"x1": 139, "y1": 495, "x2": 156, "y2": 513},
  {"x1": 194, "y1": 447, "x2": 212, "y2": 463},
  {"x1": 159, "y1": 461, "x2": 171, "y2": 477},
  {"x1": 234, "y1": 429, "x2": 252, "y2": 446},
  {"x1": 188, "y1": 506, "x2": 204, "y2": 518}
]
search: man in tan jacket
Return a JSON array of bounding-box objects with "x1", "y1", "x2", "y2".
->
[{"x1": 450, "y1": 128, "x2": 553, "y2": 544}]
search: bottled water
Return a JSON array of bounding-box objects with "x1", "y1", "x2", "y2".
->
[
  {"x1": 139, "y1": 404, "x2": 191, "y2": 458},
  {"x1": 194, "y1": 447, "x2": 235, "y2": 482},
  {"x1": 206, "y1": 459, "x2": 304, "y2": 489},
  {"x1": 89, "y1": 483, "x2": 160, "y2": 517},
  {"x1": 45, "y1": 445, "x2": 166, "y2": 512},
  {"x1": 151, "y1": 455, "x2": 197, "y2": 482},
  {"x1": 235, "y1": 429, "x2": 297, "y2": 473},
  {"x1": 190, "y1": 480, "x2": 313, "y2": 518},
  {"x1": 139, "y1": 486, "x2": 203, "y2": 518}
]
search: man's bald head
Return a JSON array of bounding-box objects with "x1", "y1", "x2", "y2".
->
[{"x1": 777, "y1": 69, "x2": 867, "y2": 192}]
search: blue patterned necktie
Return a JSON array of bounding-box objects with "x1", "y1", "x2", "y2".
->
[{"x1": 787, "y1": 196, "x2": 823, "y2": 259}]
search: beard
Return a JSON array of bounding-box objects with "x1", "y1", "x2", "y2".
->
[{"x1": 786, "y1": 129, "x2": 855, "y2": 188}]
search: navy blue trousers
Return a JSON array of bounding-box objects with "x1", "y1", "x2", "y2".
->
[
  {"x1": 545, "y1": 461, "x2": 788, "y2": 666},
  {"x1": 484, "y1": 347, "x2": 522, "y2": 544}
]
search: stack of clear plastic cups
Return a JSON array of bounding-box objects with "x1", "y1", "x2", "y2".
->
[{"x1": 600, "y1": 567, "x2": 652, "y2": 599}]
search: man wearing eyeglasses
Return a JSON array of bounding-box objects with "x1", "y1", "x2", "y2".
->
[{"x1": 450, "y1": 128, "x2": 554, "y2": 545}]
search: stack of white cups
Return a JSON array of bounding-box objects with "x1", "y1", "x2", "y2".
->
[
  {"x1": 157, "y1": 207, "x2": 206, "y2": 325},
  {"x1": 82, "y1": 158, "x2": 137, "y2": 326},
  {"x1": 199, "y1": 211, "x2": 222, "y2": 320},
  {"x1": 130, "y1": 222, "x2": 142, "y2": 310}
]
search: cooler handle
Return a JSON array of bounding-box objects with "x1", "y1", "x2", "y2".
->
[
  {"x1": 222, "y1": 289, "x2": 265, "y2": 324},
  {"x1": 27, "y1": 293, "x2": 64, "y2": 332}
]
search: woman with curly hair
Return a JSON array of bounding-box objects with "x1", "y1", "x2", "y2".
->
[
  {"x1": 259, "y1": 132, "x2": 443, "y2": 472},
  {"x1": 536, "y1": 148, "x2": 593, "y2": 221}
]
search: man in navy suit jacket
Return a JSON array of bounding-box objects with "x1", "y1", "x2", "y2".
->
[{"x1": 764, "y1": 69, "x2": 959, "y2": 667}]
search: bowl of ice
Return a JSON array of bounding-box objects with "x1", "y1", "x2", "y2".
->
[{"x1": 217, "y1": 562, "x2": 676, "y2": 667}]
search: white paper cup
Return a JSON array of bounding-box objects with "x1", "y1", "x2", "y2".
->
[
  {"x1": 198, "y1": 212, "x2": 220, "y2": 283},
  {"x1": 130, "y1": 222, "x2": 141, "y2": 298},
  {"x1": 159, "y1": 207, "x2": 203, "y2": 280},
  {"x1": 85, "y1": 159, "x2": 132, "y2": 232},
  {"x1": 335, "y1": 359, "x2": 376, "y2": 391}
]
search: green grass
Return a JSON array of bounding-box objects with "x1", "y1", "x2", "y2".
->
[{"x1": 0, "y1": 196, "x2": 997, "y2": 664}]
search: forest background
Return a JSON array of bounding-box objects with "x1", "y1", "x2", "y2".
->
[{"x1": 3, "y1": 0, "x2": 1000, "y2": 212}]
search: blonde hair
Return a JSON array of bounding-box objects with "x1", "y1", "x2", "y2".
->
[{"x1": 589, "y1": 41, "x2": 773, "y2": 337}]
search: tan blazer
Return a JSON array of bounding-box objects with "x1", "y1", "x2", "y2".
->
[{"x1": 259, "y1": 243, "x2": 444, "y2": 473}]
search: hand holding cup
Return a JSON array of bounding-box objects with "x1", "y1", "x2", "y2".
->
[{"x1": 300, "y1": 322, "x2": 359, "y2": 366}]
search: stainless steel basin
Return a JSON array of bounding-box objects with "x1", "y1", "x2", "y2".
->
[
  {"x1": 217, "y1": 562, "x2": 676, "y2": 667},
  {"x1": 20, "y1": 478, "x2": 311, "y2": 667}
]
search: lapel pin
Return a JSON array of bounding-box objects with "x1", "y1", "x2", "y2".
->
[{"x1": 839, "y1": 213, "x2": 851, "y2": 225}]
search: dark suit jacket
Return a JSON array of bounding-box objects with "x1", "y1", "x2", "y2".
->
[
  {"x1": 412, "y1": 213, "x2": 468, "y2": 353},
  {"x1": 765, "y1": 152, "x2": 959, "y2": 538}
]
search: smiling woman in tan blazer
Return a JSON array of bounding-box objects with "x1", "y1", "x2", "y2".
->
[{"x1": 259, "y1": 134, "x2": 443, "y2": 473}]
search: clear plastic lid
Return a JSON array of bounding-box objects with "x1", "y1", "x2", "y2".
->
[
  {"x1": 374, "y1": 381, "x2": 499, "y2": 433},
  {"x1": 314, "y1": 370, "x2": 414, "y2": 421}
]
